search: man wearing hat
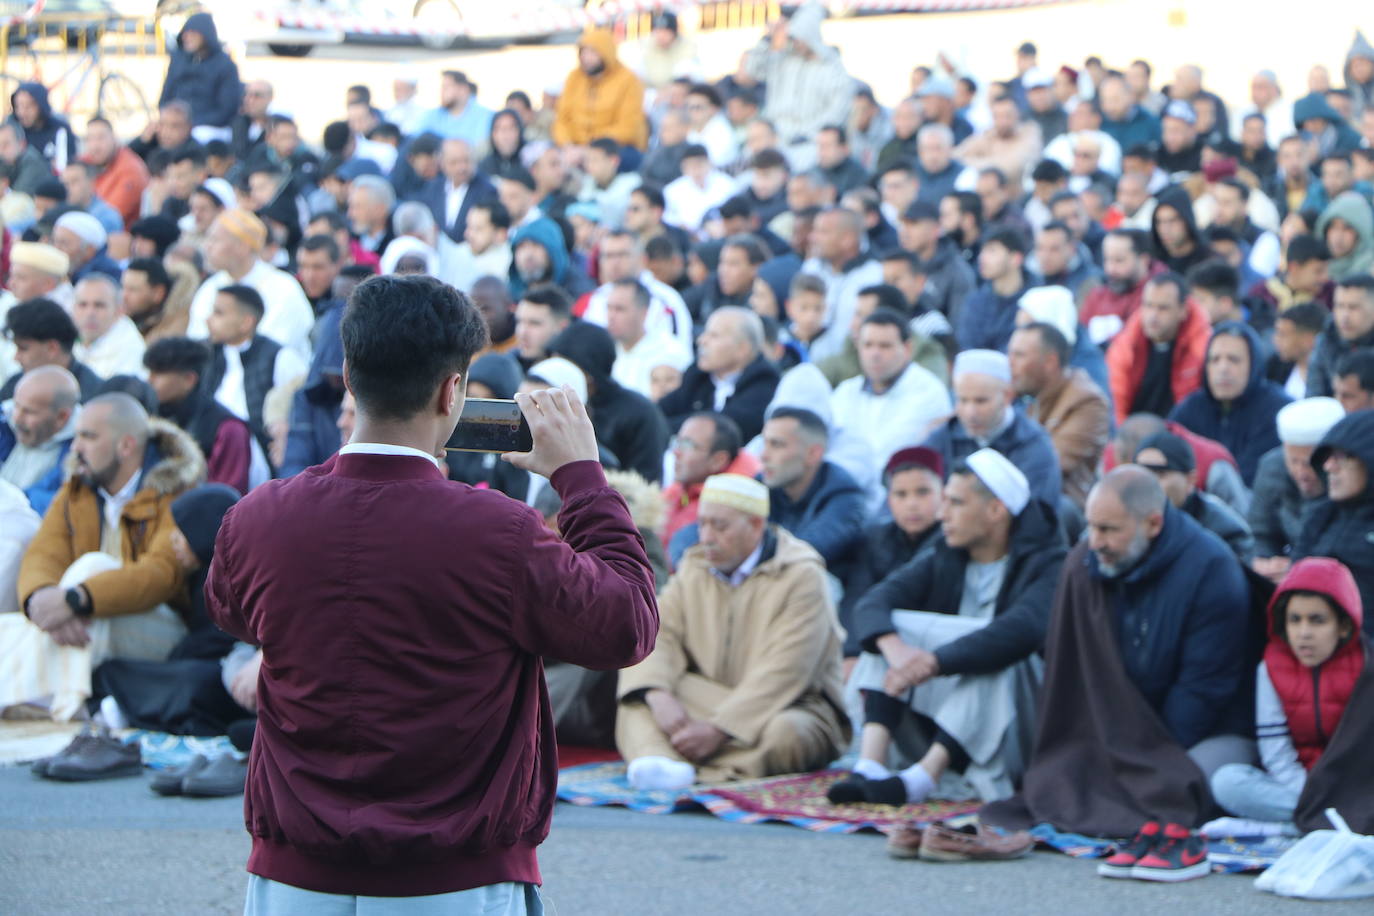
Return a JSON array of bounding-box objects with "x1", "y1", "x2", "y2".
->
[
  {"x1": 52, "y1": 211, "x2": 119, "y2": 284},
  {"x1": 617, "y1": 472, "x2": 849, "y2": 790},
  {"x1": 923, "y1": 348, "x2": 1063, "y2": 510},
  {"x1": 1296, "y1": 409, "x2": 1374, "y2": 634},
  {"x1": 185, "y1": 210, "x2": 314, "y2": 360},
  {"x1": 1250, "y1": 397, "x2": 1346, "y2": 581},
  {"x1": 838, "y1": 449, "x2": 1066, "y2": 814},
  {"x1": 1133, "y1": 430, "x2": 1255, "y2": 563}
]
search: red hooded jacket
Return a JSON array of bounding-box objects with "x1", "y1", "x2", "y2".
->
[
  {"x1": 1264, "y1": 557, "x2": 1366, "y2": 770},
  {"x1": 1105, "y1": 300, "x2": 1212, "y2": 425}
]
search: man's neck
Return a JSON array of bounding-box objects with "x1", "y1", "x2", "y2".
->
[
  {"x1": 447, "y1": 98, "x2": 469, "y2": 116},
  {"x1": 227, "y1": 260, "x2": 255, "y2": 282},
  {"x1": 868, "y1": 366, "x2": 905, "y2": 395},
  {"x1": 223, "y1": 333, "x2": 253, "y2": 349},
  {"x1": 967, "y1": 530, "x2": 1010, "y2": 565},
  {"x1": 351, "y1": 416, "x2": 441, "y2": 459},
  {"x1": 619, "y1": 327, "x2": 646, "y2": 350},
  {"x1": 103, "y1": 463, "x2": 139, "y2": 496},
  {"x1": 784, "y1": 465, "x2": 819, "y2": 504},
  {"x1": 827, "y1": 249, "x2": 856, "y2": 271},
  {"x1": 991, "y1": 271, "x2": 1022, "y2": 297},
  {"x1": 914, "y1": 239, "x2": 936, "y2": 261},
  {"x1": 711, "y1": 361, "x2": 747, "y2": 383}
]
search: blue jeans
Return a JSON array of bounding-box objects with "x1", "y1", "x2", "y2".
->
[
  {"x1": 244, "y1": 877, "x2": 543, "y2": 915},
  {"x1": 1210, "y1": 763, "x2": 1301, "y2": 823}
]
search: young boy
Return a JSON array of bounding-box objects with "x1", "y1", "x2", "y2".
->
[
  {"x1": 1210, "y1": 557, "x2": 1365, "y2": 823},
  {"x1": 204, "y1": 284, "x2": 307, "y2": 452},
  {"x1": 783, "y1": 273, "x2": 828, "y2": 360}
]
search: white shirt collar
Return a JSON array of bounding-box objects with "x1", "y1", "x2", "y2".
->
[
  {"x1": 99, "y1": 469, "x2": 143, "y2": 533},
  {"x1": 713, "y1": 537, "x2": 765, "y2": 587},
  {"x1": 339, "y1": 441, "x2": 443, "y2": 470}
]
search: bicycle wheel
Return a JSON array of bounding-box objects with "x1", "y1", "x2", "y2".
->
[
  {"x1": 96, "y1": 70, "x2": 148, "y2": 132},
  {"x1": 0, "y1": 73, "x2": 22, "y2": 115}
]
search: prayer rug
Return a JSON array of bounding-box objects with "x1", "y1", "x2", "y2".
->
[
  {"x1": 1028, "y1": 822, "x2": 1296, "y2": 873},
  {"x1": 556, "y1": 761, "x2": 709, "y2": 814},
  {"x1": 0, "y1": 719, "x2": 80, "y2": 765},
  {"x1": 127, "y1": 730, "x2": 238, "y2": 770}
]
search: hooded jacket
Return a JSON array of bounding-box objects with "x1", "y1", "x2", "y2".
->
[
  {"x1": 1248, "y1": 446, "x2": 1314, "y2": 559},
  {"x1": 767, "y1": 459, "x2": 867, "y2": 576},
  {"x1": 548, "y1": 322, "x2": 669, "y2": 484},
  {"x1": 1168, "y1": 322, "x2": 1292, "y2": 485},
  {"x1": 8, "y1": 82, "x2": 75, "y2": 170},
  {"x1": 852, "y1": 499, "x2": 1067, "y2": 675},
  {"x1": 157, "y1": 13, "x2": 244, "y2": 129},
  {"x1": 1292, "y1": 92, "x2": 1362, "y2": 156},
  {"x1": 1150, "y1": 187, "x2": 1209, "y2": 275},
  {"x1": 166, "y1": 483, "x2": 240, "y2": 659},
  {"x1": 479, "y1": 110, "x2": 527, "y2": 182},
  {"x1": 743, "y1": 2, "x2": 854, "y2": 144},
  {"x1": 922, "y1": 407, "x2": 1063, "y2": 511},
  {"x1": 956, "y1": 274, "x2": 1030, "y2": 352},
  {"x1": 915, "y1": 236, "x2": 978, "y2": 321},
  {"x1": 1346, "y1": 30, "x2": 1374, "y2": 119},
  {"x1": 507, "y1": 217, "x2": 592, "y2": 300},
  {"x1": 18, "y1": 418, "x2": 203, "y2": 618},
  {"x1": 1105, "y1": 299, "x2": 1211, "y2": 425},
  {"x1": 1296, "y1": 411, "x2": 1374, "y2": 634},
  {"x1": 1314, "y1": 191, "x2": 1374, "y2": 279},
  {"x1": 553, "y1": 30, "x2": 648, "y2": 149},
  {"x1": 1262, "y1": 558, "x2": 1365, "y2": 771}
]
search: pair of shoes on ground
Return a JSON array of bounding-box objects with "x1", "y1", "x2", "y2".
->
[
  {"x1": 31, "y1": 723, "x2": 141, "y2": 781},
  {"x1": 886, "y1": 821, "x2": 1035, "y2": 862},
  {"x1": 826, "y1": 772, "x2": 915, "y2": 807},
  {"x1": 1097, "y1": 821, "x2": 1210, "y2": 882},
  {"x1": 150, "y1": 754, "x2": 247, "y2": 798}
]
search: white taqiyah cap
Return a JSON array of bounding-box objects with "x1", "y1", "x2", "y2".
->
[
  {"x1": 527, "y1": 357, "x2": 588, "y2": 404},
  {"x1": 54, "y1": 210, "x2": 106, "y2": 250},
  {"x1": 965, "y1": 447, "x2": 1030, "y2": 516},
  {"x1": 953, "y1": 349, "x2": 1011, "y2": 384},
  {"x1": 700, "y1": 473, "x2": 770, "y2": 519},
  {"x1": 1017, "y1": 285, "x2": 1078, "y2": 346},
  {"x1": 1277, "y1": 397, "x2": 1345, "y2": 446}
]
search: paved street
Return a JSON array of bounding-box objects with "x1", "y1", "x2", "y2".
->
[{"x1": 1, "y1": 765, "x2": 1368, "y2": 915}]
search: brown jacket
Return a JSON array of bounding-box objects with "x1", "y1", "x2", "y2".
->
[
  {"x1": 617, "y1": 525, "x2": 849, "y2": 748},
  {"x1": 19, "y1": 418, "x2": 204, "y2": 617},
  {"x1": 553, "y1": 30, "x2": 648, "y2": 149},
  {"x1": 1026, "y1": 368, "x2": 1110, "y2": 509},
  {"x1": 133, "y1": 257, "x2": 198, "y2": 345}
]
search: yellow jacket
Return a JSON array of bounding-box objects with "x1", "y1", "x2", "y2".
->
[{"x1": 553, "y1": 29, "x2": 648, "y2": 149}]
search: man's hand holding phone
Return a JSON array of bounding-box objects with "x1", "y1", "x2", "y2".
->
[{"x1": 502, "y1": 385, "x2": 600, "y2": 479}]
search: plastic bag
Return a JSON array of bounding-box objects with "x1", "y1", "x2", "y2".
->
[{"x1": 1255, "y1": 809, "x2": 1374, "y2": 899}]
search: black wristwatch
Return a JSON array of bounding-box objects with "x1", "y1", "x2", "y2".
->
[{"x1": 65, "y1": 587, "x2": 92, "y2": 619}]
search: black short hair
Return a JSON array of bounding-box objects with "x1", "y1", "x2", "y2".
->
[
  {"x1": 983, "y1": 225, "x2": 1028, "y2": 256},
  {"x1": 347, "y1": 84, "x2": 371, "y2": 104},
  {"x1": 124, "y1": 257, "x2": 169, "y2": 290},
  {"x1": 858, "y1": 284, "x2": 911, "y2": 316},
  {"x1": 860, "y1": 307, "x2": 911, "y2": 342},
  {"x1": 632, "y1": 184, "x2": 666, "y2": 211},
  {"x1": 97, "y1": 374, "x2": 159, "y2": 413},
  {"x1": 680, "y1": 143, "x2": 709, "y2": 161},
  {"x1": 471, "y1": 199, "x2": 512, "y2": 230},
  {"x1": 218, "y1": 284, "x2": 266, "y2": 321},
  {"x1": 4, "y1": 299, "x2": 77, "y2": 351},
  {"x1": 1145, "y1": 270, "x2": 1189, "y2": 302},
  {"x1": 143, "y1": 336, "x2": 210, "y2": 378},
  {"x1": 588, "y1": 137, "x2": 621, "y2": 158},
  {"x1": 169, "y1": 143, "x2": 207, "y2": 168},
  {"x1": 204, "y1": 139, "x2": 231, "y2": 159},
  {"x1": 1048, "y1": 190, "x2": 1082, "y2": 211},
  {"x1": 687, "y1": 82, "x2": 722, "y2": 108},
  {"x1": 1123, "y1": 142, "x2": 1157, "y2": 163},
  {"x1": 1336, "y1": 274, "x2": 1374, "y2": 298},
  {"x1": 1203, "y1": 224, "x2": 1241, "y2": 246},
  {"x1": 819, "y1": 124, "x2": 847, "y2": 145},
  {"x1": 299, "y1": 233, "x2": 342, "y2": 263},
  {"x1": 1322, "y1": 152, "x2": 1353, "y2": 170},
  {"x1": 1335, "y1": 349, "x2": 1374, "y2": 391},
  {"x1": 1040, "y1": 219, "x2": 1073, "y2": 243},
  {"x1": 308, "y1": 209, "x2": 349, "y2": 234},
  {"x1": 519, "y1": 283, "x2": 573, "y2": 319},
  {"x1": 502, "y1": 168, "x2": 536, "y2": 192},
  {"x1": 751, "y1": 148, "x2": 788, "y2": 172},
  {"x1": 611, "y1": 277, "x2": 651, "y2": 310},
  {"x1": 506, "y1": 89, "x2": 531, "y2": 108},
  {"x1": 768, "y1": 406, "x2": 829, "y2": 443},
  {"x1": 719, "y1": 195, "x2": 755, "y2": 221},
  {"x1": 644, "y1": 235, "x2": 682, "y2": 261},
  {"x1": 721, "y1": 233, "x2": 767, "y2": 266},
  {"x1": 341, "y1": 275, "x2": 488, "y2": 420},
  {"x1": 408, "y1": 134, "x2": 441, "y2": 157},
  {"x1": 686, "y1": 410, "x2": 743, "y2": 460},
  {"x1": 1286, "y1": 233, "x2": 1329, "y2": 265},
  {"x1": 1186, "y1": 259, "x2": 1239, "y2": 300},
  {"x1": 1106, "y1": 227, "x2": 1153, "y2": 257},
  {"x1": 322, "y1": 121, "x2": 352, "y2": 155},
  {"x1": 369, "y1": 123, "x2": 401, "y2": 144},
  {"x1": 948, "y1": 191, "x2": 984, "y2": 226},
  {"x1": 1277, "y1": 302, "x2": 1330, "y2": 334},
  {"x1": 1031, "y1": 159, "x2": 1068, "y2": 183},
  {"x1": 879, "y1": 248, "x2": 927, "y2": 275},
  {"x1": 1021, "y1": 321, "x2": 1072, "y2": 368}
]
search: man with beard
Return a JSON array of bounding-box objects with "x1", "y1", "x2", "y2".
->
[
  {"x1": 0, "y1": 366, "x2": 79, "y2": 514},
  {"x1": 1081, "y1": 228, "x2": 1159, "y2": 347},
  {"x1": 3, "y1": 393, "x2": 200, "y2": 738}
]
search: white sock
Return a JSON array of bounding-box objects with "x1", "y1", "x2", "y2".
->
[
  {"x1": 898, "y1": 763, "x2": 936, "y2": 803},
  {"x1": 852, "y1": 757, "x2": 892, "y2": 781},
  {"x1": 99, "y1": 696, "x2": 127, "y2": 731},
  {"x1": 626, "y1": 756, "x2": 696, "y2": 791}
]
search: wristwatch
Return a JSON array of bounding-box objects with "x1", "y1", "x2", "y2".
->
[{"x1": 65, "y1": 587, "x2": 92, "y2": 619}]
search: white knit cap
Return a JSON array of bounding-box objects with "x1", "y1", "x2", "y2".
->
[
  {"x1": 953, "y1": 349, "x2": 1012, "y2": 383},
  {"x1": 527, "y1": 357, "x2": 588, "y2": 404},
  {"x1": 1017, "y1": 285, "x2": 1078, "y2": 346},
  {"x1": 766, "y1": 362, "x2": 834, "y2": 428},
  {"x1": 1277, "y1": 397, "x2": 1345, "y2": 446},
  {"x1": 700, "y1": 473, "x2": 770, "y2": 518},
  {"x1": 54, "y1": 210, "x2": 106, "y2": 250},
  {"x1": 200, "y1": 177, "x2": 237, "y2": 211},
  {"x1": 965, "y1": 447, "x2": 1030, "y2": 516}
]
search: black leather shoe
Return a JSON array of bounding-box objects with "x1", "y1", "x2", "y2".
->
[
  {"x1": 181, "y1": 754, "x2": 247, "y2": 797},
  {"x1": 150, "y1": 755, "x2": 209, "y2": 796},
  {"x1": 44, "y1": 726, "x2": 141, "y2": 781},
  {"x1": 32, "y1": 728, "x2": 101, "y2": 778}
]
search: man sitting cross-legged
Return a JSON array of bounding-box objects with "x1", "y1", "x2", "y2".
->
[
  {"x1": 831, "y1": 449, "x2": 1065, "y2": 807},
  {"x1": 616, "y1": 473, "x2": 850, "y2": 789}
]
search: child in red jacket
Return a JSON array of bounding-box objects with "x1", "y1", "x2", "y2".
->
[{"x1": 1210, "y1": 557, "x2": 1365, "y2": 822}]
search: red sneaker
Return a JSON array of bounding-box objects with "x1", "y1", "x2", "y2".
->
[
  {"x1": 1097, "y1": 820, "x2": 1160, "y2": 879},
  {"x1": 1132, "y1": 823, "x2": 1210, "y2": 882}
]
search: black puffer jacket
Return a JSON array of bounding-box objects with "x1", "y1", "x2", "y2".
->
[
  {"x1": 158, "y1": 13, "x2": 243, "y2": 128},
  {"x1": 1298, "y1": 409, "x2": 1374, "y2": 634}
]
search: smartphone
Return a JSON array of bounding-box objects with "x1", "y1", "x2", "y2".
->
[{"x1": 445, "y1": 398, "x2": 533, "y2": 454}]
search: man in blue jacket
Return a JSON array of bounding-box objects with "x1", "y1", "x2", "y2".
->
[
  {"x1": 279, "y1": 304, "x2": 344, "y2": 478},
  {"x1": 0, "y1": 365, "x2": 78, "y2": 514},
  {"x1": 157, "y1": 13, "x2": 243, "y2": 142},
  {"x1": 956, "y1": 227, "x2": 1031, "y2": 353}
]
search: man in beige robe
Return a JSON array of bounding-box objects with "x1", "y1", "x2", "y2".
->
[{"x1": 616, "y1": 473, "x2": 850, "y2": 790}]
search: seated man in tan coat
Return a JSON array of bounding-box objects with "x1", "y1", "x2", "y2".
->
[{"x1": 616, "y1": 473, "x2": 850, "y2": 790}]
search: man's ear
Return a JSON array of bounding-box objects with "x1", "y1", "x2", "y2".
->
[
  {"x1": 439, "y1": 372, "x2": 464, "y2": 417},
  {"x1": 1145, "y1": 509, "x2": 1165, "y2": 539}
]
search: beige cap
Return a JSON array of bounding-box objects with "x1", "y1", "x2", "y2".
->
[
  {"x1": 700, "y1": 473, "x2": 770, "y2": 519},
  {"x1": 10, "y1": 241, "x2": 70, "y2": 277}
]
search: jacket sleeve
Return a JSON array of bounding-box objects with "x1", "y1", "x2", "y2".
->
[
  {"x1": 16, "y1": 486, "x2": 79, "y2": 609},
  {"x1": 655, "y1": 368, "x2": 699, "y2": 431},
  {"x1": 790, "y1": 485, "x2": 866, "y2": 569},
  {"x1": 616, "y1": 566, "x2": 688, "y2": 700},
  {"x1": 1304, "y1": 335, "x2": 1333, "y2": 397},
  {"x1": 955, "y1": 293, "x2": 986, "y2": 353},
  {"x1": 1050, "y1": 393, "x2": 1110, "y2": 484},
  {"x1": 157, "y1": 56, "x2": 182, "y2": 108},
  {"x1": 205, "y1": 505, "x2": 253, "y2": 643},
  {"x1": 1254, "y1": 662, "x2": 1308, "y2": 793},
  {"x1": 507, "y1": 460, "x2": 659, "y2": 670},
  {"x1": 83, "y1": 510, "x2": 186, "y2": 618},
  {"x1": 852, "y1": 548, "x2": 938, "y2": 653},
  {"x1": 709, "y1": 563, "x2": 837, "y2": 745},
  {"x1": 719, "y1": 373, "x2": 777, "y2": 443},
  {"x1": 608, "y1": 72, "x2": 648, "y2": 149},
  {"x1": 551, "y1": 76, "x2": 578, "y2": 146},
  {"x1": 1247, "y1": 454, "x2": 1289, "y2": 557},
  {"x1": 1161, "y1": 556, "x2": 1250, "y2": 748},
  {"x1": 934, "y1": 544, "x2": 1067, "y2": 675},
  {"x1": 207, "y1": 419, "x2": 250, "y2": 494},
  {"x1": 1105, "y1": 327, "x2": 1135, "y2": 425},
  {"x1": 207, "y1": 57, "x2": 244, "y2": 128}
]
